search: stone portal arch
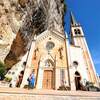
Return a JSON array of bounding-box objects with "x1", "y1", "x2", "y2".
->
[{"x1": 45, "y1": 59, "x2": 55, "y2": 68}]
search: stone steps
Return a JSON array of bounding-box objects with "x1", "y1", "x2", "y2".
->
[{"x1": 0, "y1": 87, "x2": 100, "y2": 100}]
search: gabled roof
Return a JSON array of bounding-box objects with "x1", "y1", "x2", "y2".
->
[{"x1": 36, "y1": 29, "x2": 65, "y2": 43}]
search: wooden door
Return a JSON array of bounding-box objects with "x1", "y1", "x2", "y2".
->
[
  {"x1": 75, "y1": 75, "x2": 81, "y2": 90},
  {"x1": 43, "y1": 70, "x2": 53, "y2": 89},
  {"x1": 75, "y1": 71, "x2": 81, "y2": 90}
]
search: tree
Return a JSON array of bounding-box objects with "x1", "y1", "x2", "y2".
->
[{"x1": 0, "y1": 61, "x2": 6, "y2": 80}]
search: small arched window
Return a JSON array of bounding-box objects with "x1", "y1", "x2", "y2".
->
[
  {"x1": 74, "y1": 29, "x2": 77, "y2": 35},
  {"x1": 74, "y1": 29, "x2": 81, "y2": 35},
  {"x1": 75, "y1": 71, "x2": 80, "y2": 76},
  {"x1": 73, "y1": 61, "x2": 78, "y2": 68},
  {"x1": 8, "y1": 71, "x2": 11, "y2": 74},
  {"x1": 12, "y1": 72, "x2": 15, "y2": 75},
  {"x1": 77, "y1": 29, "x2": 81, "y2": 34}
]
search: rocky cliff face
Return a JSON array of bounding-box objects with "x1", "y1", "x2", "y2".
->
[
  {"x1": 0, "y1": 0, "x2": 21, "y2": 62},
  {"x1": 0, "y1": 0, "x2": 64, "y2": 69}
]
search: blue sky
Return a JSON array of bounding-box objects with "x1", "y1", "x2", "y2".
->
[{"x1": 64, "y1": 0, "x2": 100, "y2": 75}]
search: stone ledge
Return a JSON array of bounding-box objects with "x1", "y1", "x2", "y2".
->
[{"x1": 0, "y1": 88, "x2": 100, "y2": 97}]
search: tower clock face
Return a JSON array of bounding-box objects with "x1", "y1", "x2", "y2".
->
[{"x1": 46, "y1": 41, "x2": 55, "y2": 50}]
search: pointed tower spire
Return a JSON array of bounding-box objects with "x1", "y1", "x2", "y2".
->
[{"x1": 70, "y1": 12, "x2": 78, "y2": 26}]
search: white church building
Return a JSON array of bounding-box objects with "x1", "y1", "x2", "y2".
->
[{"x1": 6, "y1": 12, "x2": 98, "y2": 90}]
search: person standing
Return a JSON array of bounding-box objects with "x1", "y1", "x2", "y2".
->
[
  {"x1": 27, "y1": 71, "x2": 35, "y2": 89},
  {"x1": 16, "y1": 70, "x2": 24, "y2": 87}
]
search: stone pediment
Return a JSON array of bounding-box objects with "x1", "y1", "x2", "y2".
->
[{"x1": 36, "y1": 30, "x2": 65, "y2": 44}]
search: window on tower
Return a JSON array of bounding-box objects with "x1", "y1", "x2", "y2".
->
[
  {"x1": 74, "y1": 29, "x2": 81, "y2": 35},
  {"x1": 74, "y1": 29, "x2": 77, "y2": 35},
  {"x1": 77, "y1": 29, "x2": 81, "y2": 34}
]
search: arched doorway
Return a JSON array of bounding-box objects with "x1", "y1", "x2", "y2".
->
[
  {"x1": 75, "y1": 71, "x2": 81, "y2": 90},
  {"x1": 42, "y1": 59, "x2": 55, "y2": 89}
]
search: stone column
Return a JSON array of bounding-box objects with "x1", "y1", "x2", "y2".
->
[
  {"x1": 69, "y1": 68, "x2": 76, "y2": 91},
  {"x1": 36, "y1": 67, "x2": 44, "y2": 89},
  {"x1": 20, "y1": 40, "x2": 35, "y2": 88}
]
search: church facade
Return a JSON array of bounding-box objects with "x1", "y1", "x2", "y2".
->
[
  {"x1": 6, "y1": 12, "x2": 98, "y2": 90},
  {"x1": 20, "y1": 12, "x2": 98, "y2": 90}
]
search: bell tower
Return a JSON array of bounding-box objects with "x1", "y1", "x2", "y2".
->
[{"x1": 70, "y1": 12, "x2": 97, "y2": 85}]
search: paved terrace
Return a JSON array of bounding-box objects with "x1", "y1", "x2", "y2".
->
[{"x1": 0, "y1": 87, "x2": 100, "y2": 100}]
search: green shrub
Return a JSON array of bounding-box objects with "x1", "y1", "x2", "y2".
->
[
  {"x1": 4, "y1": 77, "x2": 12, "y2": 82},
  {"x1": 0, "y1": 61, "x2": 6, "y2": 80},
  {"x1": 58, "y1": 85, "x2": 70, "y2": 91},
  {"x1": 24, "y1": 85, "x2": 29, "y2": 89}
]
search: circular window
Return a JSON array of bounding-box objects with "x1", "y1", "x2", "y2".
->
[{"x1": 46, "y1": 41, "x2": 55, "y2": 50}]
